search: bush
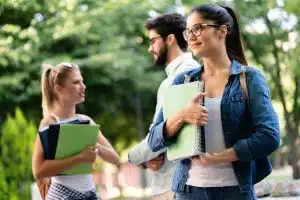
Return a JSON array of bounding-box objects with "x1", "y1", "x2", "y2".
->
[{"x1": 0, "y1": 108, "x2": 37, "y2": 200}]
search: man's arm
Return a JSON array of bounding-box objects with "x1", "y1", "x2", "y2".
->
[{"x1": 128, "y1": 135, "x2": 166, "y2": 165}]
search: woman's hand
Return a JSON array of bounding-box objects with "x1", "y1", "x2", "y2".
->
[
  {"x1": 191, "y1": 148, "x2": 239, "y2": 165},
  {"x1": 191, "y1": 152, "x2": 221, "y2": 165},
  {"x1": 77, "y1": 146, "x2": 97, "y2": 163},
  {"x1": 164, "y1": 92, "x2": 208, "y2": 138},
  {"x1": 95, "y1": 142, "x2": 120, "y2": 166},
  {"x1": 182, "y1": 92, "x2": 208, "y2": 126}
]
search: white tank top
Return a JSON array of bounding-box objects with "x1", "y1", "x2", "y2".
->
[
  {"x1": 186, "y1": 97, "x2": 239, "y2": 187},
  {"x1": 43, "y1": 114, "x2": 95, "y2": 192}
]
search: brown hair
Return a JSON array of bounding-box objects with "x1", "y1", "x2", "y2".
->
[
  {"x1": 145, "y1": 13, "x2": 188, "y2": 51},
  {"x1": 41, "y1": 63, "x2": 79, "y2": 117},
  {"x1": 190, "y1": 3, "x2": 248, "y2": 65}
]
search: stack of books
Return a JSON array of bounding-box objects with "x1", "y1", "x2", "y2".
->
[{"x1": 39, "y1": 120, "x2": 99, "y2": 175}]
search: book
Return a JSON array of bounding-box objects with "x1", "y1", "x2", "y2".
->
[
  {"x1": 39, "y1": 119, "x2": 90, "y2": 160},
  {"x1": 54, "y1": 124, "x2": 100, "y2": 175},
  {"x1": 163, "y1": 81, "x2": 205, "y2": 161}
]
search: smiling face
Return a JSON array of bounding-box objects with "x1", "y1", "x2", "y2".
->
[
  {"x1": 186, "y1": 12, "x2": 225, "y2": 58},
  {"x1": 55, "y1": 68, "x2": 86, "y2": 106}
]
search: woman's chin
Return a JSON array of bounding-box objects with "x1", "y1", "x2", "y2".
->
[
  {"x1": 76, "y1": 98, "x2": 85, "y2": 104},
  {"x1": 192, "y1": 49, "x2": 203, "y2": 58}
]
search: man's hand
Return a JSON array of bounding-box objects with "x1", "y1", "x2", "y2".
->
[{"x1": 139, "y1": 154, "x2": 165, "y2": 171}]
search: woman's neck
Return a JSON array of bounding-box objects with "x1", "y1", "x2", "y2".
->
[
  {"x1": 51, "y1": 102, "x2": 76, "y2": 120},
  {"x1": 202, "y1": 55, "x2": 231, "y2": 76}
]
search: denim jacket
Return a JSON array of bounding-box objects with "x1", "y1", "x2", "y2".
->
[{"x1": 148, "y1": 60, "x2": 280, "y2": 193}]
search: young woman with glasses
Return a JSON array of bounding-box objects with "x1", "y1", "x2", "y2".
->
[
  {"x1": 148, "y1": 3, "x2": 280, "y2": 200},
  {"x1": 32, "y1": 62, "x2": 120, "y2": 200}
]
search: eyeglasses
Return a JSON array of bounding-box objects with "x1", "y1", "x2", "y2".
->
[
  {"x1": 183, "y1": 23, "x2": 220, "y2": 41},
  {"x1": 149, "y1": 36, "x2": 162, "y2": 46}
]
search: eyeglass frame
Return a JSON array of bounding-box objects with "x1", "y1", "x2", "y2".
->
[
  {"x1": 149, "y1": 36, "x2": 163, "y2": 46},
  {"x1": 183, "y1": 23, "x2": 221, "y2": 41}
]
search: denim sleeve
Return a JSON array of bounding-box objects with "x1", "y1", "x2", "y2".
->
[
  {"x1": 233, "y1": 70, "x2": 280, "y2": 161},
  {"x1": 147, "y1": 74, "x2": 187, "y2": 152},
  {"x1": 147, "y1": 108, "x2": 175, "y2": 152}
]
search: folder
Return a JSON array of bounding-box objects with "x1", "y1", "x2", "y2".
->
[
  {"x1": 55, "y1": 124, "x2": 99, "y2": 175},
  {"x1": 39, "y1": 119, "x2": 90, "y2": 160},
  {"x1": 163, "y1": 81, "x2": 205, "y2": 161},
  {"x1": 38, "y1": 120, "x2": 99, "y2": 175}
]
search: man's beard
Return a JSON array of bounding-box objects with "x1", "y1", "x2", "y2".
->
[{"x1": 155, "y1": 44, "x2": 168, "y2": 67}]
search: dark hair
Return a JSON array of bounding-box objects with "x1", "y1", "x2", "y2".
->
[
  {"x1": 145, "y1": 13, "x2": 187, "y2": 51},
  {"x1": 190, "y1": 3, "x2": 248, "y2": 65}
]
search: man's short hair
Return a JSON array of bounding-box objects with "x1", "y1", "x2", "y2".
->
[{"x1": 145, "y1": 13, "x2": 187, "y2": 51}]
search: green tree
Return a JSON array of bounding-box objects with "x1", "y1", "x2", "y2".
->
[
  {"x1": 0, "y1": 0, "x2": 168, "y2": 148},
  {"x1": 232, "y1": 0, "x2": 300, "y2": 179},
  {"x1": 0, "y1": 107, "x2": 37, "y2": 199}
]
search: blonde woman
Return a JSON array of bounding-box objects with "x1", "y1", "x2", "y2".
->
[{"x1": 32, "y1": 62, "x2": 120, "y2": 200}]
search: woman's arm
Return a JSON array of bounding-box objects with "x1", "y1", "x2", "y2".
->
[
  {"x1": 96, "y1": 130, "x2": 120, "y2": 166},
  {"x1": 165, "y1": 93, "x2": 208, "y2": 137},
  {"x1": 148, "y1": 93, "x2": 208, "y2": 152},
  {"x1": 233, "y1": 69, "x2": 280, "y2": 161},
  {"x1": 193, "y1": 69, "x2": 280, "y2": 165},
  {"x1": 32, "y1": 117, "x2": 96, "y2": 179},
  {"x1": 32, "y1": 137, "x2": 91, "y2": 179},
  {"x1": 191, "y1": 148, "x2": 238, "y2": 165},
  {"x1": 79, "y1": 114, "x2": 120, "y2": 166}
]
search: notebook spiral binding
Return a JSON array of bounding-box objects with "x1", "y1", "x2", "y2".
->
[{"x1": 195, "y1": 81, "x2": 206, "y2": 153}]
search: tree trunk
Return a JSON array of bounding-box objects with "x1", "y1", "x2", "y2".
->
[
  {"x1": 292, "y1": 164, "x2": 300, "y2": 179},
  {"x1": 287, "y1": 126, "x2": 300, "y2": 179},
  {"x1": 274, "y1": 150, "x2": 282, "y2": 169}
]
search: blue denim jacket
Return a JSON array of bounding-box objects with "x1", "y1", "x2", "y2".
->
[{"x1": 148, "y1": 60, "x2": 280, "y2": 193}]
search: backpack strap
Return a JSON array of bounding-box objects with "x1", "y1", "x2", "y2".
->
[{"x1": 240, "y1": 65, "x2": 249, "y2": 105}]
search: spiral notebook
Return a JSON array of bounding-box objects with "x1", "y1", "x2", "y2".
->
[{"x1": 163, "y1": 81, "x2": 206, "y2": 161}]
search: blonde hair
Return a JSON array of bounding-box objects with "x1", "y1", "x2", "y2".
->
[{"x1": 41, "y1": 62, "x2": 79, "y2": 117}]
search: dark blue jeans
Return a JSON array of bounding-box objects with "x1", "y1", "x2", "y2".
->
[{"x1": 174, "y1": 185, "x2": 257, "y2": 200}]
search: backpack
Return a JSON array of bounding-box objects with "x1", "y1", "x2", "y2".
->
[{"x1": 239, "y1": 66, "x2": 272, "y2": 184}]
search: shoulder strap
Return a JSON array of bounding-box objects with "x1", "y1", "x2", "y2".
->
[
  {"x1": 239, "y1": 66, "x2": 249, "y2": 104},
  {"x1": 77, "y1": 114, "x2": 94, "y2": 124}
]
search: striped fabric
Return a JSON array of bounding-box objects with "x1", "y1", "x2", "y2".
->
[{"x1": 46, "y1": 182, "x2": 99, "y2": 200}]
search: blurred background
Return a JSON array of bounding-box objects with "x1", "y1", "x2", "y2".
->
[{"x1": 0, "y1": 0, "x2": 299, "y2": 199}]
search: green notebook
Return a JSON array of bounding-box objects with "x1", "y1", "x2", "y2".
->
[
  {"x1": 163, "y1": 81, "x2": 206, "y2": 161},
  {"x1": 55, "y1": 124, "x2": 99, "y2": 175}
]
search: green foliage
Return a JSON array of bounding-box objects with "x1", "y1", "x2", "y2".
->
[
  {"x1": 0, "y1": 163, "x2": 8, "y2": 196},
  {"x1": 0, "y1": 107, "x2": 37, "y2": 199},
  {"x1": 0, "y1": 0, "x2": 165, "y2": 143}
]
